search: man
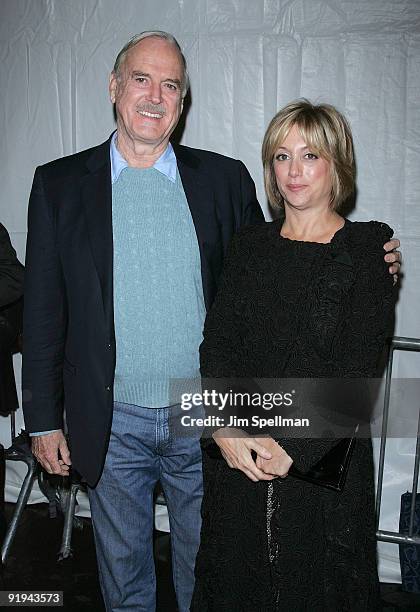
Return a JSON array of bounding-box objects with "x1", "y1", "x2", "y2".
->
[
  {"x1": 22, "y1": 31, "x2": 400, "y2": 612},
  {"x1": 22, "y1": 31, "x2": 263, "y2": 612}
]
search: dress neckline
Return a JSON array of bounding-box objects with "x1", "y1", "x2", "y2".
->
[{"x1": 273, "y1": 217, "x2": 349, "y2": 246}]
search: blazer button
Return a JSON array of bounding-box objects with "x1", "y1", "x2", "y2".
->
[
  {"x1": 105, "y1": 385, "x2": 111, "y2": 391},
  {"x1": 107, "y1": 343, "x2": 111, "y2": 349}
]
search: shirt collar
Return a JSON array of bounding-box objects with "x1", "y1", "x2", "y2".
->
[{"x1": 110, "y1": 131, "x2": 177, "y2": 184}]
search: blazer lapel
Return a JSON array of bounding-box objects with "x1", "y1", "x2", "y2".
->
[
  {"x1": 173, "y1": 144, "x2": 216, "y2": 309},
  {"x1": 174, "y1": 144, "x2": 208, "y2": 237},
  {"x1": 81, "y1": 137, "x2": 113, "y2": 328}
]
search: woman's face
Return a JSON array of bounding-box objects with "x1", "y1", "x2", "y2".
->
[{"x1": 273, "y1": 124, "x2": 333, "y2": 211}]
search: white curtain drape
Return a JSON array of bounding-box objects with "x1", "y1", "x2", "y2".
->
[{"x1": 1, "y1": 0, "x2": 419, "y2": 583}]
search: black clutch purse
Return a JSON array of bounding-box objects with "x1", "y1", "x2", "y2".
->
[
  {"x1": 288, "y1": 437, "x2": 356, "y2": 492},
  {"x1": 203, "y1": 434, "x2": 356, "y2": 493}
]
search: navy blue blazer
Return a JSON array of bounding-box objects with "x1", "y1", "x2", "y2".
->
[{"x1": 22, "y1": 136, "x2": 264, "y2": 485}]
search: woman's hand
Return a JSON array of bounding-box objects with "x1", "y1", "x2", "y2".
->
[
  {"x1": 255, "y1": 438, "x2": 293, "y2": 478},
  {"x1": 212, "y1": 428, "x2": 278, "y2": 482}
]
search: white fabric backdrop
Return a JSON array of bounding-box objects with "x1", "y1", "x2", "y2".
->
[{"x1": 1, "y1": 0, "x2": 420, "y2": 583}]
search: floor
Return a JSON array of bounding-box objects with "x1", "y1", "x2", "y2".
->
[
  {"x1": 2, "y1": 503, "x2": 175, "y2": 611},
  {"x1": 2, "y1": 502, "x2": 420, "y2": 611}
]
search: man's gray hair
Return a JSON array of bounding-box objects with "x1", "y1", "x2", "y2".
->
[{"x1": 113, "y1": 31, "x2": 190, "y2": 98}]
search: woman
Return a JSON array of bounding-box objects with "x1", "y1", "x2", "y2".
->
[{"x1": 191, "y1": 100, "x2": 396, "y2": 611}]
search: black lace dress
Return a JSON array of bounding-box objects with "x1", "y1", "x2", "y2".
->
[{"x1": 191, "y1": 219, "x2": 396, "y2": 612}]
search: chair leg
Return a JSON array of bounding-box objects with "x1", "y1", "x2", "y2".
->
[
  {"x1": 57, "y1": 481, "x2": 80, "y2": 561},
  {"x1": 1, "y1": 456, "x2": 37, "y2": 565},
  {"x1": 0, "y1": 444, "x2": 5, "y2": 587}
]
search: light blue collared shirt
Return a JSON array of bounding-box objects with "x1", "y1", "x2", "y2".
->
[
  {"x1": 110, "y1": 131, "x2": 177, "y2": 184},
  {"x1": 30, "y1": 133, "x2": 178, "y2": 437}
]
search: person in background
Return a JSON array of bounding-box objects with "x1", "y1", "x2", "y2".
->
[
  {"x1": 0, "y1": 222, "x2": 24, "y2": 416},
  {"x1": 0, "y1": 222, "x2": 24, "y2": 583},
  {"x1": 192, "y1": 100, "x2": 396, "y2": 612}
]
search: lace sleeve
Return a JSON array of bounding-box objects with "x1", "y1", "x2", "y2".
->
[
  {"x1": 200, "y1": 231, "x2": 248, "y2": 378},
  {"x1": 330, "y1": 221, "x2": 396, "y2": 376}
]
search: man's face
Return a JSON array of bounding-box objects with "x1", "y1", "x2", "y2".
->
[{"x1": 109, "y1": 37, "x2": 184, "y2": 150}]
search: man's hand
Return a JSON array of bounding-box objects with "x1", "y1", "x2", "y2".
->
[
  {"x1": 213, "y1": 428, "x2": 276, "y2": 482},
  {"x1": 31, "y1": 430, "x2": 72, "y2": 476},
  {"x1": 383, "y1": 238, "x2": 401, "y2": 280},
  {"x1": 256, "y1": 438, "x2": 293, "y2": 478}
]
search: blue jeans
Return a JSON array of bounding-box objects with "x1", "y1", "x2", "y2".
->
[{"x1": 88, "y1": 401, "x2": 203, "y2": 612}]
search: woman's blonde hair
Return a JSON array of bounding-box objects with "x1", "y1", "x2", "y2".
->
[{"x1": 262, "y1": 99, "x2": 355, "y2": 210}]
